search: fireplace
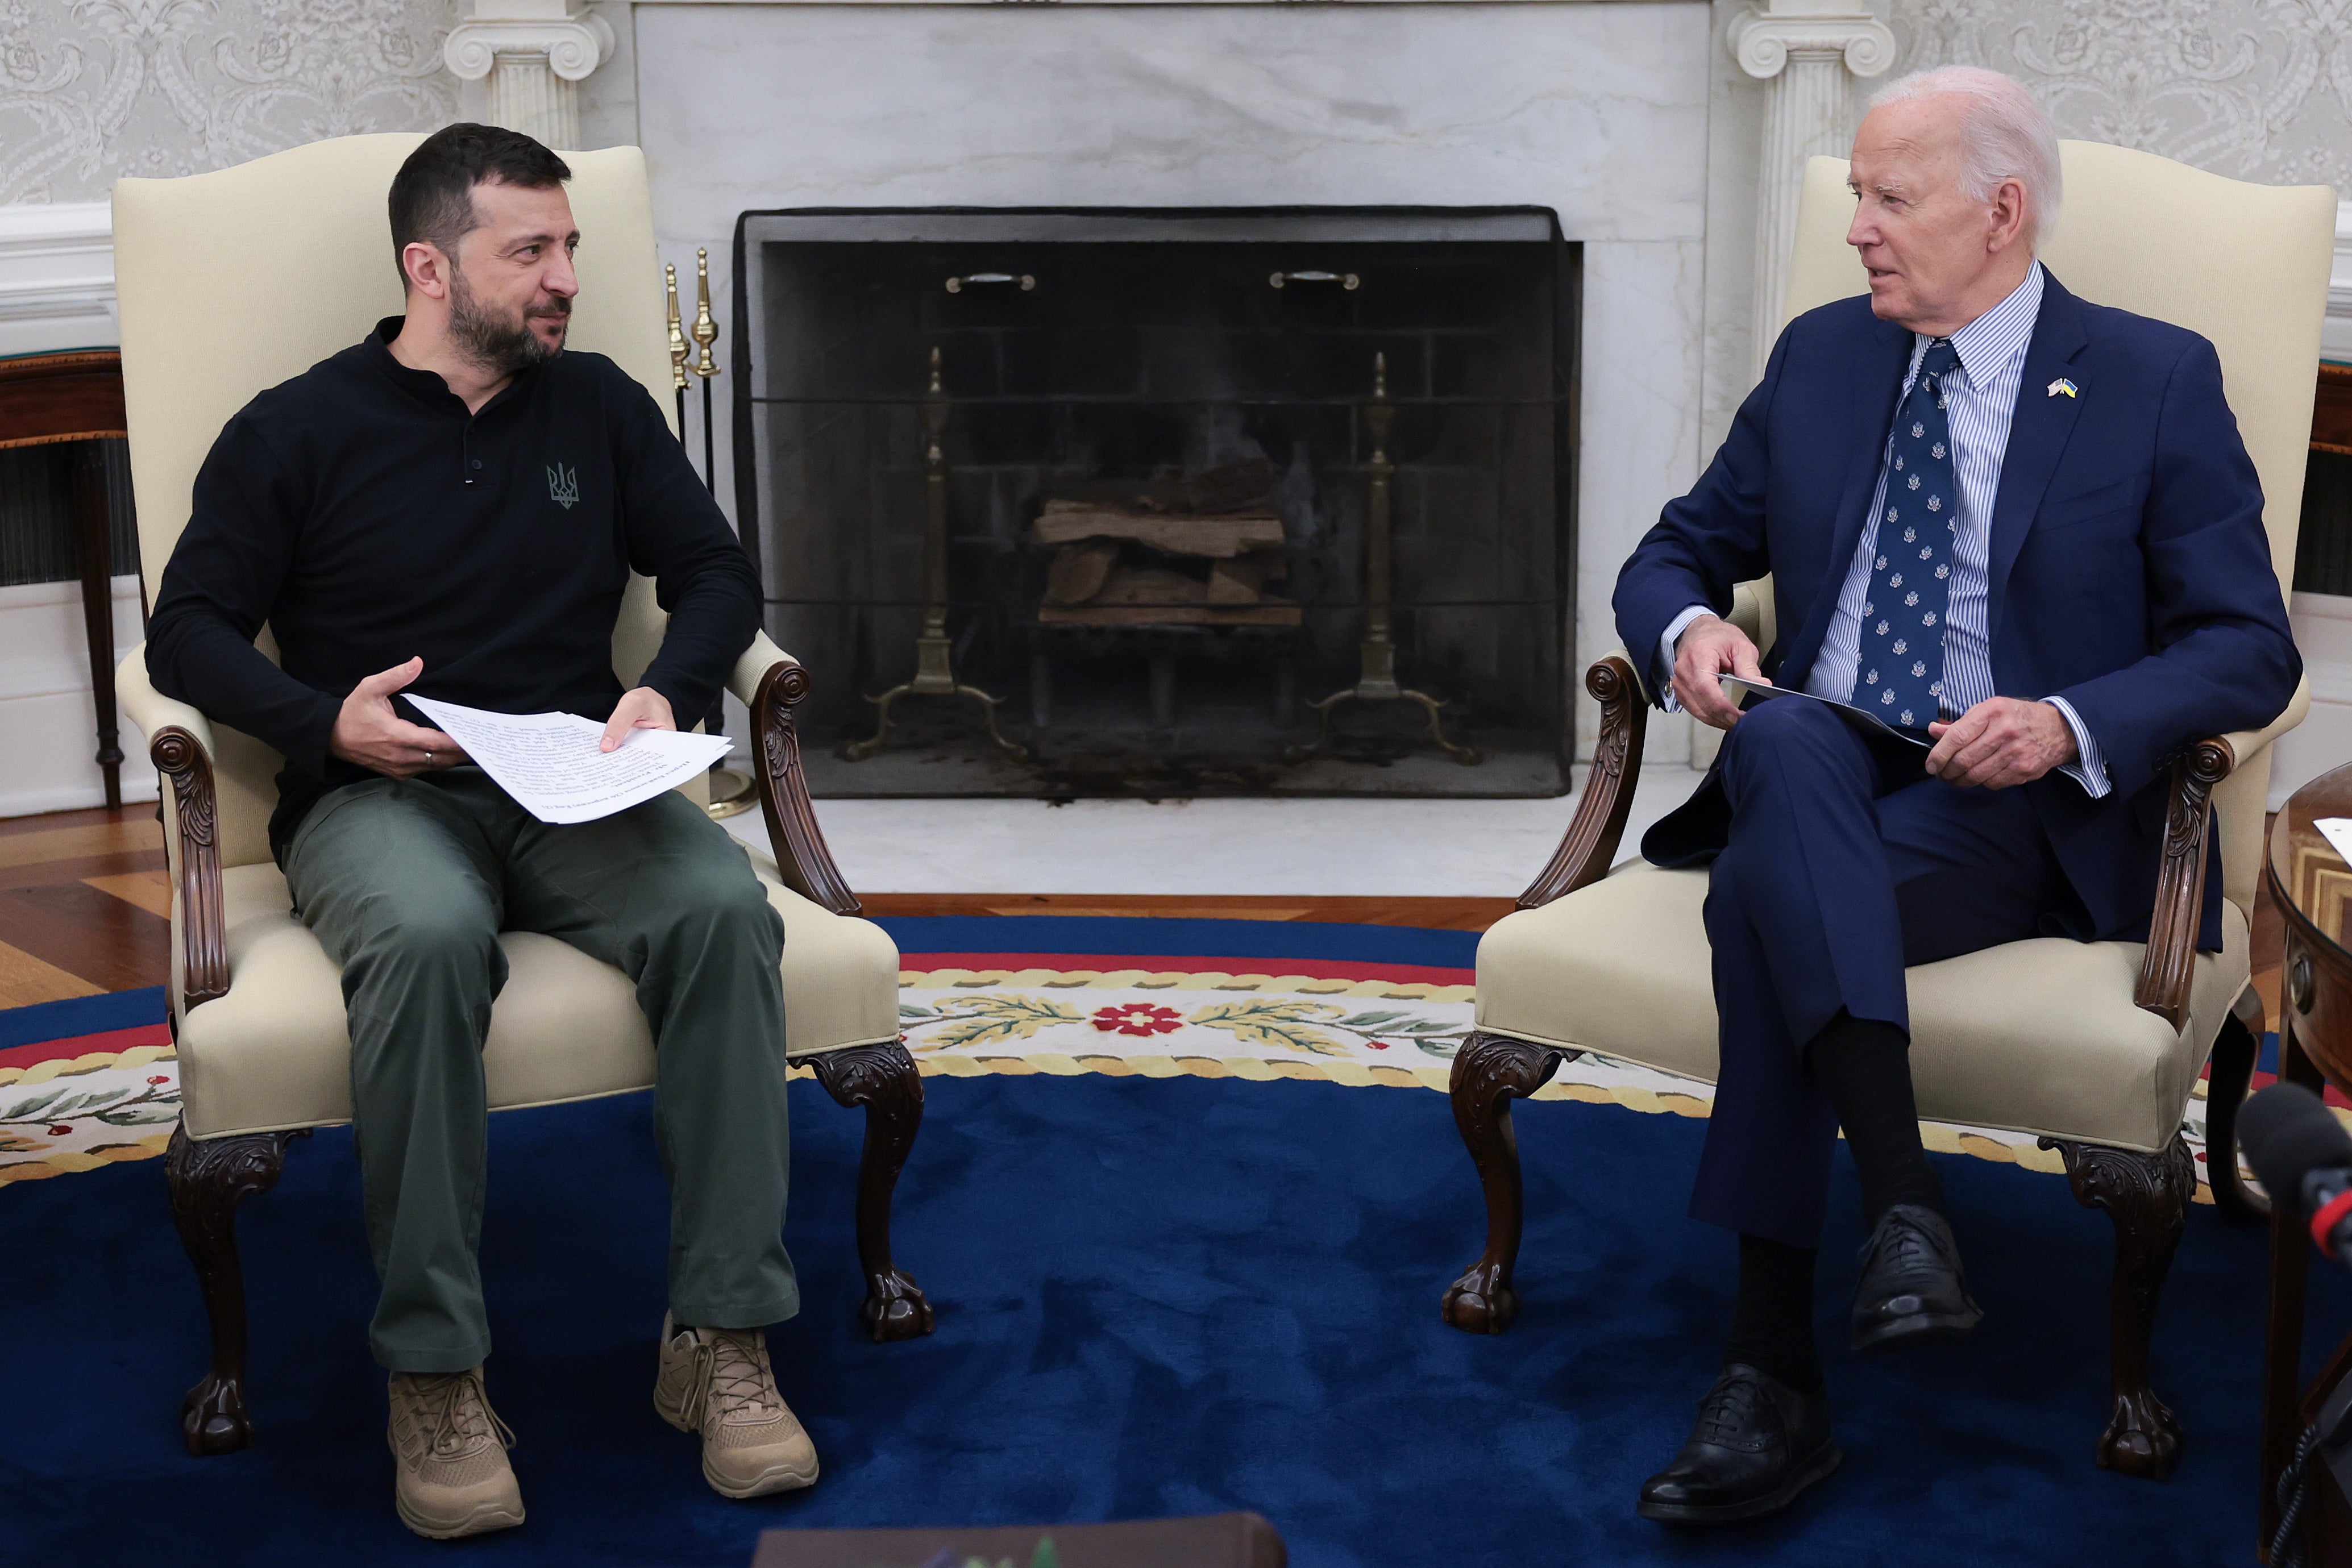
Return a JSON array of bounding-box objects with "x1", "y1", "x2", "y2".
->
[{"x1": 731, "y1": 207, "x2": 1577, "y2": 798}]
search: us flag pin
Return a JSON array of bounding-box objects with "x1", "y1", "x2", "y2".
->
[{"x1": 2047, "y1": 377, "x2": 2079, "y2": 398}]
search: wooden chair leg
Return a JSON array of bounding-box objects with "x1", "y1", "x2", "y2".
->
[
  {"x1": 2040, "y1": 1132, "x2": 2196, "y2": 1480},
  {"x1": 2204, "y1": 984, "x2": 2270, "y2": 1225},
  {"x1": 810, "y1": 1039, "x2": 936, "y2": 1342},
  {"x1": 1441, "y1": 1031, "x2": 1569, "y2": 1334},
  {"x1": 164, "y1": 1123, "x2": 297, "y2": 1456}
]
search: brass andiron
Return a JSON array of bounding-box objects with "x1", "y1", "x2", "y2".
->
[
  {"x1": 844, "y1": 347, "x2": 1027, "y2": 763},
  {"x1": 1287, "y1": 353, "x2": 1482, "y2": 766}
]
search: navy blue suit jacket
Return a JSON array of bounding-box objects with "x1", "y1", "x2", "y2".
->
[{"x1": 1616, "y1": 271, "x2": 2300, "y2": 947}]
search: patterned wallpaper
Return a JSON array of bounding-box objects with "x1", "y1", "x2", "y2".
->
[
  {"x1": 1892, "y1": 0, "x2": 2352, "y2": 192},
  {"x1": 0, "y1": 0, "x2": 456, "y2": 205}
]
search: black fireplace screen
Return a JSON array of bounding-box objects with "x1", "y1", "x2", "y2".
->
[{"x1": 730, "y1": 207, "x2": 1577, "y2": 797}]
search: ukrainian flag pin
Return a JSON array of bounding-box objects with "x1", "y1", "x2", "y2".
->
[{"x1": 2047, "y1": 377, "x2": 2079, "y2": 398}]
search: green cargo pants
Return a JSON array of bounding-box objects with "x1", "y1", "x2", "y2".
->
[{"x1": 283, "y1": 767, "x2": 797, "y2": 1372}]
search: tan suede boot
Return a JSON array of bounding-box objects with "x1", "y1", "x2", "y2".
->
[
  {"x1": 387, "y1": 1368, "x2": 525, "y2": 1539},
  {"x1": 653, "y1": 1313, "x2": 820, "y2": 1498}
]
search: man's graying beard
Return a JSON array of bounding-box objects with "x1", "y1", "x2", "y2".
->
[{"x1": 447, "y1": 262, "x2": 569, "y2": 375}]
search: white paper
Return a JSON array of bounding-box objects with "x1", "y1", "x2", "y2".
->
[
  {"x1": 1718, "y1": 675, "x2": 1933, "y2": 748},
  {"x1": 408, "y1": 695, "x2": 734, "y2": 825},
  {"x1": 2316, "y1": 818, "x2": 2352, "y2": 867}
]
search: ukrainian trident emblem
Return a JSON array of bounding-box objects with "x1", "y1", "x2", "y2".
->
[{"x1": 546, "y1": 463, "x2": 580, "y2": 510}]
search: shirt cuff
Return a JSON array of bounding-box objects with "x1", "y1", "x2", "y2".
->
[
  {"x1": 2045, "y1": 696, "x2": 2111, "y2": 799},
  {"x1": 1656, "y1": 604, "x2": 1717, "y2": 713}
]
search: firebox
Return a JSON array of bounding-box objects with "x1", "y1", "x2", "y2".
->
[{"x1": 730, "y1": 207, "x2": 1577, "y2": 798}]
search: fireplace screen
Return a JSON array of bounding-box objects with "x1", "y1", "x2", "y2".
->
[{"x1": 730, "y1": 208, "x2": 1576, "y2": 797}]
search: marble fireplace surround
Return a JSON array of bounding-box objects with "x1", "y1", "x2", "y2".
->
[{"x1": 606, "y1": 0, "x2": 1715, "y2": 764}]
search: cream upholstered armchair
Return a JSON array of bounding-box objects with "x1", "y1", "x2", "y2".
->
[
  {"x1": 110, "y1": 135, "x2": 930, "y2": 1460},
  {"x1": 1442, "y1": 143, "x2": 2332, "y2": 1479}
]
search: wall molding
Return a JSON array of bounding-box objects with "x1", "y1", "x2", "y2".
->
[{"x1": 0, "y1": 201, "x2": 115, "y2": 357}]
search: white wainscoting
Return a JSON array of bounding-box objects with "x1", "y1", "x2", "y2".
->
[
  {"x1": 2274, "y1": 591, "x2": 2352, "y2": 809},
  {"x1": 0, "y1": 577, "x2": 154, "y2": 817}
]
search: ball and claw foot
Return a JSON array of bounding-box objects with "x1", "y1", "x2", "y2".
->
[
  {"x1": 2098, "y1": 1391, "x2": 2182, "y2": 1480},
  {"x1": 181, "y1": 1375, "x2": 255, "y2": 1456},
  {"x1": 862, "y1": 1268, "x2": 936, "y2": 1343},
  {"x1": 1441, "y1": 1263, "x2": 1519, "y2": 1334}
]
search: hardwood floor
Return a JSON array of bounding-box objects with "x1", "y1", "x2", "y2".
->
[
  {"x1": 0, "y1": 801, "x2": 2295, "y2": 1040},
  {"x1": 0, "y1": 805, "x2": 169, "y2": 1006}
]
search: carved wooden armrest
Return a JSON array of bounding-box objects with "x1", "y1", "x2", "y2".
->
[
  {"x1": 2134, "y1": 738, "x2": 2239, "y2": 1031},
  {"x1": 2132, "y1": 677, "x2": 2311, "y2": 1030},
  {"x1": 729, "y1": 633, "x2": 861, "y2": 917},
  {"x1": 1518, "y1": 651, "x2": 1650, "y2": 909},
  {"x1": 152, "y1": 725, "x2": 229, "y2": 1012},
  {"x1": 116, "y1": 645, "x2": 229, "y2": 1012}
]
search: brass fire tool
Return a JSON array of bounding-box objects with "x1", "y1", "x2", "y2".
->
[
  {"x1": 844, "y1": 347, "x2": 1027, "y2": 762},
  {"x1": 1286, "y1": 353, "x2": 1482, "y2": 766},
  {"x1": 676, "y1": 251, "x2": 757, "y2": 818},
  {"x1": 666, "y1": 262, "x2": 690, "y2": 436}
]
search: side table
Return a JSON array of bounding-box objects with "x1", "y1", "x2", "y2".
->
[
  {"x1": 2262, "y1": 762, "x2": 2352, "y2": 1562},
  {"x1": 0, "y1": 350, "x2": 131, "y2": 808}
]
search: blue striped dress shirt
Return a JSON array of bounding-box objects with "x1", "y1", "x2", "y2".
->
[{"x1": 1662, "y1": 261, "x2": 2110, "y2": 797}]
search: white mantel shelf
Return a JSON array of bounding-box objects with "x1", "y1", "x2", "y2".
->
[{"x1": 621, "y1": 1, "x2": 1653, "y2": 5}]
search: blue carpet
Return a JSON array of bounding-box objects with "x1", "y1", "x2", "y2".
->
[
  {"x1": 0, "y1": 983, "x2": 165, "y2": 1047},
  {"x1": 5, "y1": 1063, "x2": 2342, "y2": 1566}
]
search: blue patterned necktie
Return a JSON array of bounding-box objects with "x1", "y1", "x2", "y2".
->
[{"x1": 1855, "y1": 337, "x2": 1962, "y2": 735}]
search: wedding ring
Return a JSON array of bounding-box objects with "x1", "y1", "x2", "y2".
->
[{"x1": 424, "y1": 749, "x2": 434, "y2": 763}]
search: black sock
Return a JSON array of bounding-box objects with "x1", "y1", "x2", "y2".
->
[
  {"x1": 1807, "y1": 1010, "x2": 1944, "y2": 1224},
  {"x1": 1723, "y1": 1233, "x2": 1822, "y2": 1393}
]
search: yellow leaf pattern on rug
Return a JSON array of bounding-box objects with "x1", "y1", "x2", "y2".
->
[
  {"x1": 1183, "y1": 999, "x2": 1354, "y2": 1057},
  {"x1": 899, "y1": 994, "x2": 1087, "y2": 1049}
]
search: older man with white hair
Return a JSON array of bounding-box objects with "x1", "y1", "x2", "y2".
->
[{"x1": 1613, "y1": 66, "x2": 2299, "y2": 1521}]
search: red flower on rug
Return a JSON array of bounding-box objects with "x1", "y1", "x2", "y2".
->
[{"x1": 1091, "y1": 1003, "x2": 1183, "y2": 1037}]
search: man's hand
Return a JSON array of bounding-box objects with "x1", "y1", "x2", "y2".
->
[
  {"x1": 600, "y1": 686, "x2": 676, "y2": 752},
  {"x1": 330, "y1": 657, "x2": 466, "y2": 779},
  {"x1": 1925, "y1": 697, "x2": 2076, "y2": 789},
  {"x1": 1673, "y1": 614, "x2": 1769, "y2": 730}
]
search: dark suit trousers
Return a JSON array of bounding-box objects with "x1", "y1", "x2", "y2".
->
[{"x1": 1692, "y1": 697, "x2": 2074, "y2": 1248}]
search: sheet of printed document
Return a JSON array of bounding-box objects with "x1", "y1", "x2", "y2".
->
[
  {"x1": 2315, "y1": 818, "x2": 2352, "y2": 868},
  {"x1": 407, "y1": 694, "x2": 734, "y2": 825},
  {"x1": 1717, "y1": 675, "x2": 1931, "y2": 748}
]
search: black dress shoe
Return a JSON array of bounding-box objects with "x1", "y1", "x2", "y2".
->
[
  {"x1": 1851, "y1": 1202, "x2": 1983, "y2": 1353},
  {"x1": 1636, "y1": 1364, "x2": 1841, "y2": 1524}
]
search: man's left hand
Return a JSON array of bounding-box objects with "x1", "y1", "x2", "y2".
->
[
  {"x1": 600, "y1": 686, "x2": 676, "y2": 752},
  {"x1": 1925, "y1": 697, "x2": 2075, "y2": 789}
]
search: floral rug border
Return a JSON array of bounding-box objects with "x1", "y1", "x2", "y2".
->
[{"x1": 0, "y1": 964, "x2": 2243, "y2": 1202}]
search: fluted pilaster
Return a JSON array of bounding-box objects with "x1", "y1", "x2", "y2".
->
[
  {"x1": 443, "y1": 1, "x2": 615, "y2": 149},
  {"x1": 1729, "y1": 0, "x2": 1896, "y2": 379}
]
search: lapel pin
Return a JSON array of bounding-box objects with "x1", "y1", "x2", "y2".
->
[{"x1": 2047, "y1": 377, "x2": 2079, "y2": 398}]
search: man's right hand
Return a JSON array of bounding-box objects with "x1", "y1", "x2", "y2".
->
[
  {"x1": 1673, "y1": 614, "x2": 1768, "y2": 730},
  {"x1": 330, "y1": 657, "x2": 466, "y2": 779}
]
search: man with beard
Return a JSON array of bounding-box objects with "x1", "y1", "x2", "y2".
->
[{"x1": 146, "y1": 124, "x2": 813, "y2": 1537}]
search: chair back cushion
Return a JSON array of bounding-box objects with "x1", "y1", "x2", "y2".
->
[
  {"x1": 113, "y1": 135, "x2": 681, "y2": 868},
  {"x1": 1779, "y1": 144, "x2": 2334, "y2": 916}
]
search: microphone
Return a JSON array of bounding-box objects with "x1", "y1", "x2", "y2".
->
[{"x1": 2242, "y1": 1082, "x2": 2352, "y2": 1269}]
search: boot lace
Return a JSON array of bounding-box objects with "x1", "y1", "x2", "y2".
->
[
  {"x1": 678, "y1": 1328, "x2": 779, "y2": 1428},
  {"x1": 405, "y1": 1370, "x2": 514, "y2": 1460}
]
